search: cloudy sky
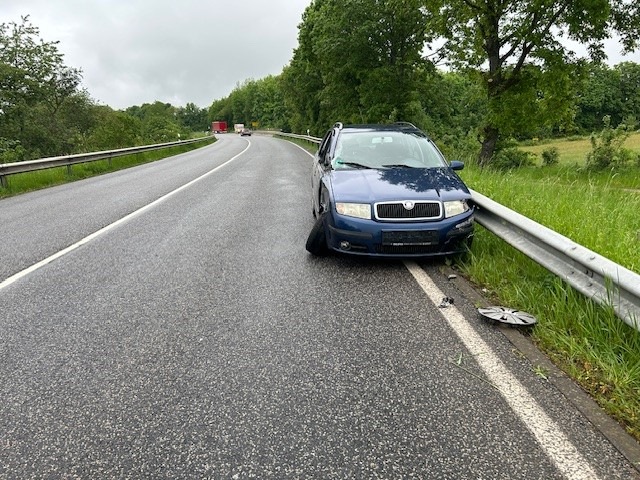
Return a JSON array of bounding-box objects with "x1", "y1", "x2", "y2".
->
[
  {"x1": 2, "y1": 1, "x2": 639, "y2": 111},
  {"x1": 1, "y1": 0, "x2": 312, "y2": 110}
]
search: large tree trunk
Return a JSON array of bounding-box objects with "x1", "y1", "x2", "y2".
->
[{"x1": 479, "y1": 124, "x2": 499, "y2": 167}]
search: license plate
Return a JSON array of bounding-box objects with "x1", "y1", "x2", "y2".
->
[{"x1": 381, "y1": 230, "x2": 438, "y2": 245}]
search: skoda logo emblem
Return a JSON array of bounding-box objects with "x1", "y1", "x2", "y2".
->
[{"x1": 403, "y1": 201, "x2": 415, "y2": 210}]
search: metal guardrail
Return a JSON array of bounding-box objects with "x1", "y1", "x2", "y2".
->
[
  {"x1": 270, "y1": 131, "x2": 321, "y2": 143},
  {"x1": 0, "y1": 136, "x2": 213, "y2": 188},
  {"x1": 471, "y1": 190, "x2": 640, "y2": 331},
  {"x1": 273, "y1": 131, "x2": 640, "y2": 331}
]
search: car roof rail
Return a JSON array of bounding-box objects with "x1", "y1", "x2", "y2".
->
[{"x1": 393, "y1": 121, "x2": 417, "y2": 129}]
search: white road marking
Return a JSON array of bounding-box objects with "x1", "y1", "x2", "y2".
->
[
  {"x1": 286, "y1": 140, "x2": 316, "y2": 158},
  {"x1": 0, "y1": 142, "x2": 251, "y2": 292},
  {"x1": 404, "y1": 261, "x2": 600, "y2": 480}
]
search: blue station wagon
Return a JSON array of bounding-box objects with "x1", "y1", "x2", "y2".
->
[{"x1": 307, "y1": 122, "x2": 475, "y2": 257}]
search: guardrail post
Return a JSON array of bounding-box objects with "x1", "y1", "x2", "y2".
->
[{"x1": 0, "y1": 174, "x2": 7, "y2": 189}]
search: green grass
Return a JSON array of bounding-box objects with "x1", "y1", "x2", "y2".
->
[
  {"x1": 461, "y1": 229, "x2": 640, "y2": 439},
  {"x1": 274, "y1": 134, "x2": 319, "y2": 153},
  {"x1": 461, "y1": 167, "x2": 640, "y2": 272},
  {"x1": 456, "y1": 159, "x2": 640, "y2": 440},
  {"x1": 0, "y1": 138, "x2": 216, "y2": 198}
]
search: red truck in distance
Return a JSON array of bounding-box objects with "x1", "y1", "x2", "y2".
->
[{"x1": 211, "y1": 121, "x2": 227, "y2": 133}]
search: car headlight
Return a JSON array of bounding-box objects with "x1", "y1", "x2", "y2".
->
[
  {"x1": 336, "y1": 202, "x2": 371, "y2": 220},
  {"x1": 443, "y1": 200, "x2": 470, "y2": 218}
]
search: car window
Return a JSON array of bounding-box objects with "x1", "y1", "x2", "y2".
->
[
  {"x1": 332, "y1": 131, "x2": 446, "y2": 169},
  {"x1": 409, "y1": 136, "x2": 447, "y2": 167}
]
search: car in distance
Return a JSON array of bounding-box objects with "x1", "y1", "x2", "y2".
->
[
  {"x1": 240, "y1": 128, "x2": 252, "y2": 136},
  {"x1": 307, "y1": 122, "x2": 474, "y2": 257}
]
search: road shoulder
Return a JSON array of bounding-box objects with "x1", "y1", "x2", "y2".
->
[{"x1": 442, "y1": 265, "x2": 640, "y2": 477}]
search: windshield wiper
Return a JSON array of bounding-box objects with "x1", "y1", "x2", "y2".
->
[
  {"x1": 382, "y1": 164, "x2": 416, "y2": 168},
  {"x1": 336, "y1": 162, "x2": 372, "y2": 169}
]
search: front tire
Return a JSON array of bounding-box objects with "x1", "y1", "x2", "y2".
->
[{"x1": 305, "y1": 214, "x2": 329, "y2": 256}]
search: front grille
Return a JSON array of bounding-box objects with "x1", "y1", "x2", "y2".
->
[{"x1": 375, "y1": 201, "x2": 441, "y2": 220}]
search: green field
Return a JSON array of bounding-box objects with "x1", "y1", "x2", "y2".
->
[
  {"x1": 456, "y1": 139, "x2": 640, "y2": 441},
  {"x1": 521, "y1": 131, "x2": 640, "y2": 168},
  {"x1": 461, "y1": 168, "x2": 640, "y2": 273}
]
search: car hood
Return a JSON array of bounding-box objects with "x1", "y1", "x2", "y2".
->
[{"x1": 329, "y1": 167, "x2": 471, "y2": 203}]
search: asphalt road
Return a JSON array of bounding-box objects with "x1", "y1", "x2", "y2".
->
[{"x1": 0, "y1": 135, "x2": 638, "y2": 479}]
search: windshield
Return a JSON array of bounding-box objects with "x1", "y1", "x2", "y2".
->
[{"x1": 332, "y1": 130, "x2": 447, "y2": 170}]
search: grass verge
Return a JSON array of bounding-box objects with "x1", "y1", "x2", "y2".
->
[
  {"x1": 457, "y1": 162, "x2": 640, "y2": 441},
  {"x1": 0, "y1": 138, "x2": 216, "y2": 199}
]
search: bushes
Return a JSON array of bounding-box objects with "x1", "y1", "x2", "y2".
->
[
  {"x1": 488, "y1": 145, "x2": 558, "y2": 170},
  {"x1": 491, "y1": 147, "x2": 536, "y2": 170},
  {"x1": 541, "y1": 147, "x2": 559, "y2": 166},
  {"x1": 585, "y1": 116, "x2": 636, "y2": 171},
  {"x1": 0, "y1": 138, "x2": 26, "y2": 163}
]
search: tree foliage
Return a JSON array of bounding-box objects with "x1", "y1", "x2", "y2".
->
[
  {"x1": 0, "y1": 16, "x2": 208, "y2": 163},
  {"x1": 423, "y1": 0, "x2": 640, "y2": 165},
  {"x1": 208, "y1": 76, "x2": 289, "y2": 131},
  {"x1": 575, "y1": 63, "x2": 623, "y2": 132},
  {"x1": 1, "y1": 16, "x2": 83, "y2": 159},
  {"x1": 3, "y1": 8, "x2": 640, "y2": 170},
  {"x1": 281, "y1": 0, "x2": 432, "y2": 134},
  {"x1": 177, "y1": 102, "x2": 209, "y2": 132}
]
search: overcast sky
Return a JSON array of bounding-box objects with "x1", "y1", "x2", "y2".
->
[
  {"x1": 2, "y1": 1, "x2": 639, "y2": 111},
  {"x1": 1, "y1": 0, "x2": 312, "y2": 110}
]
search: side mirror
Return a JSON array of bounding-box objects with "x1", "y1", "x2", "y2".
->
[{"x1": 450, "y1": 160, "x2": 464, "y2": 171}]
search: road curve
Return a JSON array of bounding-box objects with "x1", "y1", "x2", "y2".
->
[{"x1": 0, "y1": 134, "x2": 637, "y2": 479}]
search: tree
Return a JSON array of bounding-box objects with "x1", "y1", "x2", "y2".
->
[
  {"x1": 284, "y1": 0, "x2": 431, "y2": 133},
  {"x1": 575, "y1": 64, "x2": 623, "y2": 131},
  {"x1": 417, "y1": 70, "x2": 487, "y2": 154},
  {"x1": 208, "y1": 97, "x2": 233, "y2": 129},
  {"x1": 280, "y1": 0, "x2": 325, "y2": 133},
  {"x1": 142, "y1": 115, "x2": 183, "y2": 143},
  {"x1": 176, "y1": 102, "x2": 208, "y2": 132},
  {"x1": 617, "y1": 61, "x2": 640, "y2": 122},
  {"x1": 124, "y1": 101, "x2": 188, "y2": 143},
  {"x1": 86, "y1": 107, "x2": 143, "y2": 150},
  {"x1": 423, "y1": 0, "x2": 640, "y2": 165},
  {"x1": 245, "y1": 76, "x2": 288, "y2": 130},
  {"x1": 1, "y1": 15, "x2": 83, "y2": 159}
]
